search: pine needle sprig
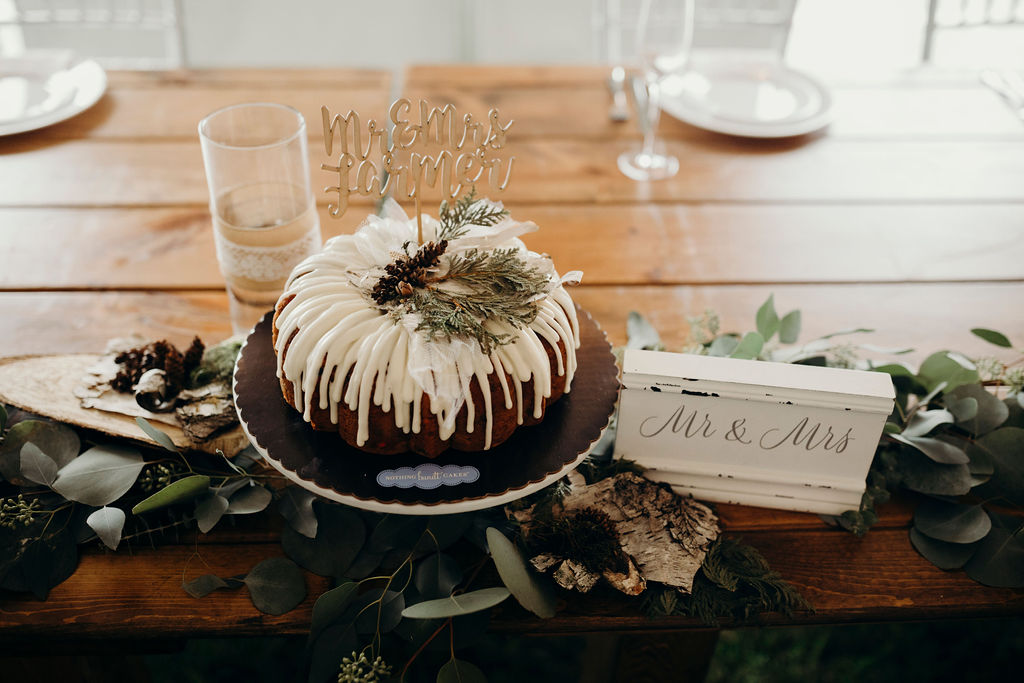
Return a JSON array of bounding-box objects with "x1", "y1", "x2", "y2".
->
[
  {"x1": 437, "y1": 189, "x2": 509, "y2": 242},
  {"x1": 405, "y1": 248, "x2": 550, "y2": 353}
]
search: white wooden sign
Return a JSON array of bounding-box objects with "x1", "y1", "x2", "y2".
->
[{"x1": 614, "y1": 350, "x2": 895, "y2": 515}]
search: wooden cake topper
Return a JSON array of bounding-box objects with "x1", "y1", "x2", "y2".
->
[{"x1": 321, "y1": 98, "x2": 514, "y2": 242}]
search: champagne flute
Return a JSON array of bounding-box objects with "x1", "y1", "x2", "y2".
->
[{"x1": 617, "y1": 0, "x2": 694, "y2": 181}]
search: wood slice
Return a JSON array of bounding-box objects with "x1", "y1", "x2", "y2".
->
[{"x1": 0, "y1": 354, "x2": 248, "y2": 455}]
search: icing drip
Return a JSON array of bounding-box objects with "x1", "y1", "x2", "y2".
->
[{"x1": 274, "y1": 202, "x2": 581, "y2": 451}]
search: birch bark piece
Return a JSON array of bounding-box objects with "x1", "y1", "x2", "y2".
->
[
  {"x1": 0, "y1": 355, "x2": 248, "y2": 456},
  {"x1": 561, "y1": 471, "x2": 720, "y2": 593}
]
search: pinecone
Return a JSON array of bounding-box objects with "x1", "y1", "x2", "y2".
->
[
  {"x1": 112, "y1": 339, "x2": 193, "y2": 395},
  {"x1": 370, "y1": 240, "x2": 448, "y2": 305},
  {"x1": 183, "y1": 336, "x2": 205, "y2": 374}
]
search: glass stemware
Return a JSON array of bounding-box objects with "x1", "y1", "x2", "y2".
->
[{"x1": 617, "y1": 0, "x2": 694, "y2": 181}]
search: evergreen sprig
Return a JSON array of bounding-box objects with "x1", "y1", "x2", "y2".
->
[
  {"x1": 407, "y1": 247, "x2": 550, "y2": 354},
  {"x1": 437, "y1": 189, "x2": 509, "y2": 241},
  {"x1": 642, "y1": 538, "x2": 812, "y2": 626}
]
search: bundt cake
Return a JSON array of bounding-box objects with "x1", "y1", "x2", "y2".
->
[{"x1": 272, "y1": 195, "x2": 582, "y2": 458}]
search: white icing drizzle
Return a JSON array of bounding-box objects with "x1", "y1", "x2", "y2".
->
[{"x1": 274, "y1": 202, "x2": 581, "y2": 450}]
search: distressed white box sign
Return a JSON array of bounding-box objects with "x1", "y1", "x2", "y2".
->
[{"x1": 615, "y1": 350, "x2": 895, "y2": 515}]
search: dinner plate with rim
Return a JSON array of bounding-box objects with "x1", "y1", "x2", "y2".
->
[
  {"x1": 660, "y1": 52, "x2": 834, "y2": 138},
  {"x1": 0, "y1": 52, "x2": 107, "y2": 137}
]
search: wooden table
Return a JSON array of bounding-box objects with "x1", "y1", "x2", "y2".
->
[{"x1": 1, "y1": 65, "x2": 1023, "y2": 678}]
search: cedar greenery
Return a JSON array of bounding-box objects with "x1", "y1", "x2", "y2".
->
[
  {"x1": 403, "y1": 247, "x2": 550, "y2": 354},
  {"x1": 436, "y1": 188, "x2": 509, "y2": 241},
  {"x1": 643, "y1": 538, "x2": 812, "y2": 625},
  {"x1": 371, "y1": 193, "x2": 547, "y2": 352}
]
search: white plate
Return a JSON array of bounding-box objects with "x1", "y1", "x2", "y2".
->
[
  {"x1": 0, "y1": 54, "x2": 107, "y2": 136},
  {"x1": 660, "y1": 54, "x2": 833, "y2": 138}
]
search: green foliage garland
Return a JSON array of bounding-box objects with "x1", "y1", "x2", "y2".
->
[{"x1": 626, "y1": 296, "x2": 1024, "y2": 589}]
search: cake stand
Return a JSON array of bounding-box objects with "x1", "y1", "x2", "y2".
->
[{"x1": 233, "y1": 307, "x2": 619, "y2": 514}]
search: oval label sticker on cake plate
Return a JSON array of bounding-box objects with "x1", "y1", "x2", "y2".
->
[
  {"x1": 233, "y1": 308, "x2": 619, "y2": 515},
  {"x1": 376, "y1": 464, "x2": 481, "y2": 489}
]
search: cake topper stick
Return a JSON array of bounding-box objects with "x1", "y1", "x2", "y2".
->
[{"x1": 320, "y1": 99, "x2": 514, "y2": 243}]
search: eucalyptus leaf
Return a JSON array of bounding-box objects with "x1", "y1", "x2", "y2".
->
[
  {"x1": 486, "y1": 527, "x2": 556, "y2": 619},
  {"x1": 0, "y1": 420, "x2": 80, "y2": 484},
  {"x1": 892, "y1": 434, "x2": 968, "y2": 465},
  {"x1": 967, "y1": 439, "x2": 995, "y2": 487},
  {"x1": 872, "y1": 363, "x2": 915, "y2": 378},
  {"x1": 902, "y1": 409, "x2": 954, "y2": 438},
  {"x1": 729, "y1": 332, "x2": 764, "y2": 360},
  {"x1": 946, "y1": 396, "x2": 978, "y2": 423},
  {"x1": 437, "y1": 658, "x2": 487, "y2": 683},
  {"x1": 755, "y1": 294, "x2": 780, "y2": 341},
  {"x1": 0, "y1": 403, "x2": 6, "y2": 433},
  {"x1": 414, "y1": 552, "x2": 463, "y2": 601},
  {"x1": 85, "y1": 506, "x2": 125, "y2": 551},
  {"x1": 194, "y1": 493, "x2": 229, "y2": 533},
  {"x1": 416, "y1": 514, "x2": 474, "y2": 554},
  {"x1": 946, "y1": 384, "x2": 1009, "y2": 436},
  {"x1": 909, "y1": 528, "x2": 978, "y2": 570},
  {"x1": 278, "y1": 487, "x2": 319, "y2": 539},
  {"x1": 226, "y1": 484, "x2": 272, "y2": 515},
  {"x1": 883, "y1": 421, "x2": 902, "y2": 435},
  {"x1": 898, "y1": 449, "x2": 972, "y2": 496},
  {"x1": 345, "y1": 548, "x2": 386, "y2": 580},
  {"x1": 52, "y1": 444, "x2": 144, "y2": 507},
  {"x1": 19, "y1": 442, "x2": 58, "y2": 486},
  {"x1": 134, "y1": 417, "x2": 179, "y2": 453},
  {"x1": 182, "y1": 573, "x2": 229, "y2": 598},
  {"x1": 354, "y1": 588, "x2": 405, "y2": 634},
  {"x1": 914, "y1": 500, "x2": 991, "y2": 544},
  {"x1": 402, "y1": 587, "x2": 510, "y2": 619},
  {"x1": 917, "y1": 351, "x2": 979, "y2": 393},
  {"x1": 281, "y1": 503, "x2": 365, "y2": 578},
  {"x1": 821, "y1": 327, "x2": 874, "y2": 339},
  {"x1": 1004, "y1": 397, "x2": 1024, "y2": 429},
  {"x1": 0, "y1": 528, "x2": 78, "y2": 600},
  {"x1": 309, "y1": 581, "x2": 358, "y2": 643},
  {"x1": 626, "y1": 311, "x2": 663, "y2": 350},
  {"x1": 132, "y1": 474, "x2": 211, "y2": 515},
  {"x1": 214, "y1": 477, "x2": 251, "y2": 499},
  {"x1": 366, "y1": 514, "x2": 429, "y2": 554},
  {"x1": 244, "y1": 557, "x2": 307, "y2": 615},
  {"x1": 707, "y1": 334, "x2": 739, "y2": 357},
  {"x1": 963, "y1": 526, "x2": 1024, "y2": 588},
  {"x1": 971, "y1": 327, "x2": 1013, "y2": 348},
  {"x1": 967, "y1": 427, "x2": 1024, "y2": 503},
  {"x1": 778, "y1": 309, "x2": 801, "y2": 344}
]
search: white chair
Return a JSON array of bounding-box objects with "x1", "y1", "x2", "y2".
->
[
  {"x1": 923, "y1": 0, "x2": 1024, "y2": 61},
  {"x1": 0, "y1": 0, "x2": 186, "y2": 69}
]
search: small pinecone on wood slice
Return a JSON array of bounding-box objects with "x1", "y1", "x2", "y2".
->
[{"x1": 113, "y1": 339, "x2": 190, "y2": 394}]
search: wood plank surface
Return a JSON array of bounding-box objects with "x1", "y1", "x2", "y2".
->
[
  {"x1": 1, "y1": 64, "x2": 1022, "y2": 641},
  {"x1": 5, "y1": 137, "x2": 1024, "y2": 206},
  {"x1": 2, "y1": 526, "x2": 1020, "y2": 640},
  {"x1": 26, "y1": 87, "x2": 389, "y2": 141},
  {"x1": 404, "y1": 82, "x2": 1024, "y2": 140},
  {"x1": 108, "y1": 68, "x2": 390, "y2": 89},
  {"x1": 404, "y1": 65, "x2": 1024, "y2": 138},
  {"x1": 1, "y1": 284, "x2": 1020, "y2": 361},
  {"x1": 4, "y1": 203, "x2": 1020, "y2": 289},
  {"x1": 0, "y1": 140, "x2": 374, "y2": 207}
]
